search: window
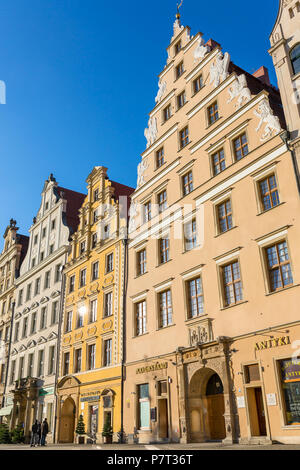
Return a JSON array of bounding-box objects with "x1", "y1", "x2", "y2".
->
[
  {"x1": 184, "y1": 219, "x2": 197, "y2": 251},
  {"x1": 217, "y1": 199, "x2": 233, "y2": 233},
  {"x1": 34, "y1": 235, "x2": 38, "y2": 245},
  {"x1": 233, "y1": 133, "x2": 249, "y2": 161},
  {"x1": 182, "y1": 171, "x2": 193, "y2": 196},
  {"x1": 40, "y1": 307, "x2": 47, "y2": 329},
  {"x1": 40, "y1": 252, "x2": 44, "y2": 262},
  {"x1": 174, "y1": 40, "x2": 182, "y2": 55},
  {"x1": 163, "y1": 104, "x2": 172, "y2": 122},
  {"x1": 49, "y1": 244, "x2": 54, "y2": 255},
  {"x1": 159, "y1": 290, "x2": 173, "y2": 328},
  {"x1": 177, "y1": 91, "x2": 186, "y2": 109},
  {"x1": 65, "y1": 311, "x2": 72, "y2": 332},
  {"x1": 74, "y1": 348, "x2": 82, "y2": 373},
  {"x1": 104, "y1": 293, "x2": 113, "y2": 318},
  {"x1": 51, "y1": 301, "x2": 59, "y2": 324},
  {"x1": 42, "y1": 227, "x2": 47, "y2": 239},
  {"x1": 18, "y1": 356, "x2": 24, "y2": 379},
  {"x1": 208, "y1": 102, "x2": 219, "y2": 125},
  {"x1": 291, "y1": 44, "x2": 300, "y2": 75},
  {"x1": 156, "y1": 147, "x2": 165, "y2": 168},
  {"x1": 18, "y1": 289, "x2": 23, "y2": 307},
  {"x1": 80, "y1": 241, "x2": 86, "y2": 255},
  {"x1": 77, "y1": 308, "x2": 85, "y2": 328},
  {"x1": 143, "y1": 201, "x2": 152, "y2": 223},
  {"x1": 92, "y1": 232, "x2": 97, "y2": 249},
  {"x1": 222, "y1": 261, "x2": 243, "y2": 307},
  {"x1": 137, "y1": 249, "x2": 146, "y2": 276},
  {"x1": 103, "y1": 339, "x2": 112, "y2": 367},
  {"x1": 94, "y1": 188, "x2": 99, "y2": 201},
  {"x1": 51, "y1": 219, "x2": 56, "y2": 231},
  {"x1": 265, "y1": 241, "x2": 293, "y2": 292},
  {"x1": 93, "y1": 210, "x2": 98, "y2": 224},
  {"x1": 187, "y1": 277, "x2": 204, "y2": 318},
  {"x1": 37, "y1": 349, "x2": 44, "y2": 377},
  {"x1": 138, "y1": 384, "x2": 150, "y2": 430},
  {"x1": 31, "y1": 312, "x2": 37, "y2": 334},
  {"x1": 69, "y1": 275, "x2": 75, "y2": 293},
  {"x1": 89, "y1": 299, "x2": 97, "y2": 323},
  {"x1": 103, "y1": 225, "x2": 110, "y2": 240},
  {"x1": 31, "y1": 258, "x2": 36, "y2": 268},
  {"x1": 136, "y1": 300, "x2": 147, "y2": 336},
  {"x1": 26, "y1": 283, "x2": 32, "y2": 301},
  {"x1": 63, "y1": 352, "x2": 70, "y2": 376},
  {"x1": 193, "y1": 75, "x2": 203, "y2": 94},
  {"x1": 87, "y1": 344, "x2": 96, "y2": 370},
  {"x1": 157, "y1": 190, "x2": 167, "y2": 213},
  {"x1": 179, "y1": 127, "x2": 189, "y2": 148},
  {"x1": 44, "y1": 271, "x2": 51, "y2": 289},
  {"x1": 106, "y1": 253, "x2": 114, "y2": 273},
  {"x1": 259, "y1": 174, "x2": 280, "y2": 211},
  {"x1": 22, "y1": 317, "x2": 28, "y2": 338},
  {"x1": 176, "y1": 61, "x2": 184, "y2": 79},
  {"x1": 92, "y1": 262, "x2": 99, "y2": 281},
  {"x1": 10, "y1": 360, "x2": 16, "y2": 384},
  {"x1": 28, "y1": 353, "x2": 34, "y2": 377},
  {"x1": 55, "y1": 264, "x2": 62, "y2": 283},
  {"x1": 79, "y1": 269, "x2": 86, "y2": 288},
  {"x1": 159, "y1": 238, "x2": 170, "y2": 264},
  {"x1": 212, "y1": 149, "x2": 226, "y2": 176},
  {"x1": 14, "y1": 322, "x2": 19, "y2": 342},
  {"x1": 279, "y1": 358, "x2": 300, "y2": 426},
  {"x1": 48, "y1": 346, "x2": 55, "y2": 375},
  {"x1": 34, "y1": 277, "x2": 41, "y2": 296}
]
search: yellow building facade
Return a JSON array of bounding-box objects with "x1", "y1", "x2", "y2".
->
[{"x1": 56, "y1": 167, "x2": 133, "y2": 444}]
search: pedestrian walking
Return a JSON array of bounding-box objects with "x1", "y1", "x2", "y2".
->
[
  {"x1": 40, "y1": 418, "x2": 49, "y2": 446},
  {"x1": 30, "y1": 420, "x2": 39, "y2": 447}
]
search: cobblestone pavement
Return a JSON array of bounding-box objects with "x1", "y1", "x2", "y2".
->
[{"x1": 0, "y1": 443, "x2": 300, "y2": 450}]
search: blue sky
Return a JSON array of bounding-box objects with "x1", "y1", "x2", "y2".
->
[{"x1": 0, "y1": 0, "x2": 278, "y2": 245}]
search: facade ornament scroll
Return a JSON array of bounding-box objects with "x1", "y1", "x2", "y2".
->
[
  {"x1": 254, "y1": 98, "x2": 282, "y2": 141},
  {"x1": 209, "y1": 51, "x2": 230, "y2": 88},
  {"x1": 194, "y1": 36, "x2": 210, "y2": 63},
  {"x1": 144, "y1": 117, "x2": 158, "y2": 149},
  {"x1": 227, "y1": 74, "x2": 252, "y2": 109}
]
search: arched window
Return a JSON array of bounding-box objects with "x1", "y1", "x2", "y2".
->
[{"x1": 290, "y1": 44, "x2": 300, "y2": 75}]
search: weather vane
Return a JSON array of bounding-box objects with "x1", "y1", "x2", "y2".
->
[{"x1": 176, "y1": 1, "x2": 184, "y2": 19}]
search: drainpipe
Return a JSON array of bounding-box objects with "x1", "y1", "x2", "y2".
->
[
  {"x1": 281, "y1": 130, "x2": 300, "y2": 196},
  {"x1": 53, "y1": 264, "x2": 66, "y2": 443},
  {"x1": 1, "y1": 301, "x2": 15, "y2": 414},
  {"x1": 120, "y1": 235, "x2": 128, "y2": 444}
]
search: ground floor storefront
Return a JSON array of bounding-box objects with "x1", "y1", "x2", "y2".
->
[
  {"x1": 56, "y1": 371, "x2": 122, "y2": 444},
  {"x1": 124, "y1": 322, "x2": 300, "y2": 445}
]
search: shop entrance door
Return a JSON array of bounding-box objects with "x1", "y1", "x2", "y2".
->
[
  {"x1": 206, "y1": 374, "x2": 226, "y2": 441},
  {"x1": 158, "y1": 399, "x2": 168, "y2": 439},
  {"x1": 247, "y1": 387, "x2": 267, "y2": 437}
]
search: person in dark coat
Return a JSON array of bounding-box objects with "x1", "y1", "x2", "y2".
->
[
  {"x1": 30, "y1": 420, "x2": 39, "y2": 447},
  {"x1": 37, "y1": 421, "x2": 42, "y2": 446},
  {"x1": 41, "y1": 418, "x2": 49, "y2": 446}
]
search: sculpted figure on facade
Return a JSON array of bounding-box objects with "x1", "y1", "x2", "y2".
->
[
  {"x1": 194, "y1": 35, "x2": 210, "y2": 63},
  {"x1": 137, "y1": 158, "x2": 149, "y2": 189},
  {"x1": 227, "y1": 74, "x2": 252, "y2": 109},
  {"x1": 155, "y1": 79, "x2": 167, "y2": 104},
  {"x1": 210, "y1": 51, "x2": 230, "y2": 88},
  {"x1": 144, "y1": 117, "x2": 158, "y2": 149},
  {"x1": 254, "y1": 98, "x2": 282, "y2": 141}
]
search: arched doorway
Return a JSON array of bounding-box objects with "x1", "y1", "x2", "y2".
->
[
  {"x1": 205, "y1": 373, "x2": 226, "y2": 440},
  {"x1": 59, "y1": 397, "x2": 76, "y2": 443},
  {"x1": 188, "y1": 368, "x2": 226, "y2": 442}
]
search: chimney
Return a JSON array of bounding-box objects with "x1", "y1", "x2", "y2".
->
[
  {"x1": 253, "y1": 66, "x2": 271, "y2": 86},
  {"x1": 206, "y1": 39, "x2": 221, "y2": 50}
]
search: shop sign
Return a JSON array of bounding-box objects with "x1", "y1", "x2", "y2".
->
[
  {"x1": 136, "y1": 362, "x2": 168, "y2": 374},
  {"x1": 280, "y1": 359, "x2": 300, "y2": 382},
  {"x1": 255, "y1": 336, "x2": 290, "y2": 351},
  {"x1": 237, "y1": 396, "x2": 245, "y2": 409},
  {"x1": 80, "y1": 395, "x2": 100, "y2": 402},
  {"x1": 39, "y1": 387, "x2": 54, "y2": 397},
  {"x1": 267, "y1": 393, "x2": 277, "y2": 406}
]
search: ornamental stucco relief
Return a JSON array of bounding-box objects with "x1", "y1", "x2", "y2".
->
[
  {"x1": 227, "y1": 74, "x2": 251, "y2": 109},
  {"x1": 254, "y1": 98, "x2": 282, "y2": 141},
  {"x1": 210, "y1": 51, "x2": 230, "y2": 88}
]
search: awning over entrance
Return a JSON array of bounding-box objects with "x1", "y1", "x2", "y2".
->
[{"x1": 0, "y1": 405, "x2": 13, "y2": 416}]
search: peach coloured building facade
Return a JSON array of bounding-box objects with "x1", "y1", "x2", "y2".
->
[{"x1": 124, "y1": 7, "x2": 300, "y2": 445}]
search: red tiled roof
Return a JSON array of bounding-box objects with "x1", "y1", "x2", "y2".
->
[{"x1": 56, "y1": 186, "x2": 86, "y2": 236}]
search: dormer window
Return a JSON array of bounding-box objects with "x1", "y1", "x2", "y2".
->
[
  {"x1": 80, "y1": 241, "x2": 86, "y2": 255},
  {"x1": 174, "y1": 40, "x2": 182, "y2": 55}
]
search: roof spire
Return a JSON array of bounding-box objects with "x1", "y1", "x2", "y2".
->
[{"x1": 176, "y1": 1, "x2": 183, "y2": 21}]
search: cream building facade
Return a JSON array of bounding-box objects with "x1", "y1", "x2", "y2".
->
[
  {"x1": 5, "y1": 174, "x2": 84, "y2": 442},
  {"x1": 124, "y1": 10, "x2": 300, "y2": 445},
  {"x1": 0, "y1": 220, "x2": 28, "y2": 418}
]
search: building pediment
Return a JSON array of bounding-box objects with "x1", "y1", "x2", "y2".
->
[
  {"x1": 27, "y1": 340, "x2": 36, "y2": 349},
  {"x1": 31, "y1": 302, "x2": 39, "y2": 309},
  {"x1": 40, "y1": 296, "x2": 49, "y2": 304},
  {"x1": 11, "y1": 348, "x2": 18, "y2": 356},
  {"x1": 51, "y1": 290, "x2": 60, "y2": 299},
  {"x1": 18, "y1": 344, "x2": 27, "y2": 352},
  {"x1": 22, "y1": 307, "x2": 30, "y2": 314},
  {"x1": 15, "y1": 312, "x2": 22, "y2": 320},
  {"x1": 37, "y1": 336, "x2": 47, "y2": 345},
  {"x1": 47, "y1": 331, "x2": 58, "y2": 341},
  {"x1": 57, "y1": 375, "x2": 81, "y2": 390}
]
